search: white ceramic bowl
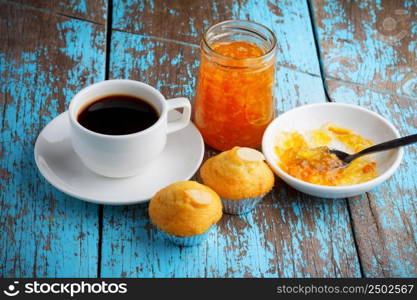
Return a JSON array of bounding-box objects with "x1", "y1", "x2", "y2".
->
[{"x1": 262, "y1": 103, "x2": 403, "y2": 198}]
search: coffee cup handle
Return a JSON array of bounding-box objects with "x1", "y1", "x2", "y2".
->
[{"x1": 166, "y1": 97, "x2": 192, "y2": 134}]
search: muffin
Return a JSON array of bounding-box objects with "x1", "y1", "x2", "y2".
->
[
  {"x1": 149, "y1": 181, "x2": 222, "y2": 246},
  {"x1": 200, "y1": 147, "x2": 274, "y2": 214}
]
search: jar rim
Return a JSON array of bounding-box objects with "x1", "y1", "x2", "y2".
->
[{"x1": 202, "y1": 20, "x2": 277, "y2": 63}]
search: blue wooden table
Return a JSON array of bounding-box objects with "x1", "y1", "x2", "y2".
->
[{"x1": 1, "y1": 0, "x2": 416, "y2": 278}]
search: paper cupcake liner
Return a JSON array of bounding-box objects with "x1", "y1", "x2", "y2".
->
[
  {"x1": 158, "y1": 226, "x2": 213, "y2": 247},
  {"x1": 221, "y1": 195, "x2": 265, "y2": 215}
]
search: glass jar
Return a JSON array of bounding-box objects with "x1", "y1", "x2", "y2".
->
[{"x1": 193, "y1": 20, "x2": 277, "y2": 151}]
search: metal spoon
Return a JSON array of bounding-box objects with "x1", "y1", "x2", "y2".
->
[{"x1": 329, "y1": 133, "x2": 417, "y2": 166}]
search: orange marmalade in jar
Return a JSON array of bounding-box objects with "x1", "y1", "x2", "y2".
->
[{"x1": 194, "y1": 20, "x2": 277, "y2": 151}]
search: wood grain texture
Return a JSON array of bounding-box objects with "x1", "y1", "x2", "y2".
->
[
  {"x1": 2, "y1": 0, "x2": 414, "y2": 278},
  {"x1": 311, "y1": 0, "x2": 417, "y2": 100},
  {"x1": 0, "y1": 3, "x2": 105, "y2": 277},
  {"x1": 112, "y1": 0, "x2": 322, "y2": 75},
  {"x1": 11, "y1": 0, "x2": 107, "y2": 23},
  {"x1": 326, "y1": 80, "x2": 417, "y2": 277},
  {"x1": 100, "y1": 29, "x2": 361, "y2": 277}
]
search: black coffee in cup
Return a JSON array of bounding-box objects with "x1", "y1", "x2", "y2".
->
[{"x1": 77, "y1": 95, "x2": 159, "y2": 135}]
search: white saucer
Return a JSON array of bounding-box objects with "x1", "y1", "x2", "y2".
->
[{"x1": 34, "y1": 111, "x2": 204, "y2": 205}]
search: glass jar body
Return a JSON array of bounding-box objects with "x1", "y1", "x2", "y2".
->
[{"x1": 193, "y1": 20, "x2": 277, "y2": 151}]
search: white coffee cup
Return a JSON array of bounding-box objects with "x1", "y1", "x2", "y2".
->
[{"x1": 68, "y1": 79, "x2": 191, "y2": 178}]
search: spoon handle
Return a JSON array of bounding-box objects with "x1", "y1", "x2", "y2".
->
[{"x1": 353, "y1": 133, "x2": 417, "y2": 159}]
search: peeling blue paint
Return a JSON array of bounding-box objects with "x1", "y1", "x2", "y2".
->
[
  {"x1": 315, "y1": 0, "x2": 417, "y2": 100},
  {"x1": 3, "y1": 0, "x2": 416, "y2": 278},
  {"x1": 170, "y1": 53, "x2": 183, "y2": 66},
  {"x1": 232, "y1": 0, "x2": 321, "y2": 75},
  {"x1": 60, "y1": 0, "x2": 87, "y2": 15},
  {"x1": 0, "y1": 14, "x2": 104, "y2": 277},
  {"x1": 329, "y1": 83, "x2": 417, "y2": 277}
]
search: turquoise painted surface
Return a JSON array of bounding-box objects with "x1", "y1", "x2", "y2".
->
[
  {"x1": 231, "y1": 0, "x2": 321, "y2": 75},
  {"x1": 312, "y1": 0, "x2": 417, "y2": 100},
  {"x1": 101, "y1": 197, "x2": 360, "y2": 277},
  {"x1": 311, "y1": 0, "x2": 417, "y2": 277},
  {"x1": 60, "y1": 0, "x2": 88, "y2": 15},
  {"x1": 13, "y1": 0, "x2": 108, "y2": 23},
  {"x1": 2, "y1": 0, "x2": 416, "y2": 278},
  {"x1": 111, "y1": 0, "x2": 322, "y2": 75},
  {"x1": 100, "y1": 30, "x2": 361, "y2": 277},
  {"x1": 327, "y1": 81, "x2": 417, "y2": 277},
  {"x1": 57, "y1": 0, "x2": 107, "y2": 22},
  {"x1": 109, "y1": 31, "x2": 199, "y2": 99},
  {"x1": 0, "y1": 3, "x2": 105, "y2": 277}
]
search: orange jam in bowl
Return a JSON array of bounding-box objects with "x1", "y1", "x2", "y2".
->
[
  {"x1": 194, "y1": 20, "x2": 277, "y2": 151},
  {"x1": 274, "y1": 124, "x2": 378, "y2": 186}
]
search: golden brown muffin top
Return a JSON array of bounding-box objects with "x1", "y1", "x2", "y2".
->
[
  {"x1": 149, "y1": 181, "x2": 222, "y2": 237},
  {"x1": 200, "y1": 147, "x2": 275, "y2": 200}
]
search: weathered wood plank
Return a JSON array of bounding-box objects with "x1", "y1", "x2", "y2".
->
[
  {"x1": 0, "y1": 3, "x2": 105, "y2": 277},
  {"x1": 100, "y1": 30, "x2": 361, "y2": 277},
  {"x1": 326, "y1": 80, "x2": 417, "y2": 277},
  {"x1": 102, "y1": 195, "x2": 360, "y2": 277},
  {"x1": 12, "y1": 0, "x2": 107, "y2": 23},
  {"x1": 311, "y1": 0, "x2": 417, "y2": 277},
  {"x1": 109, "y1": 31, "x2": 200, "y2": 100},
  {"x1": 311, "y1": 0, "x2": 417, "y2": 100},
  {"x1": 112, "y1": 0, "x2": 322, "y2": 75}
]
